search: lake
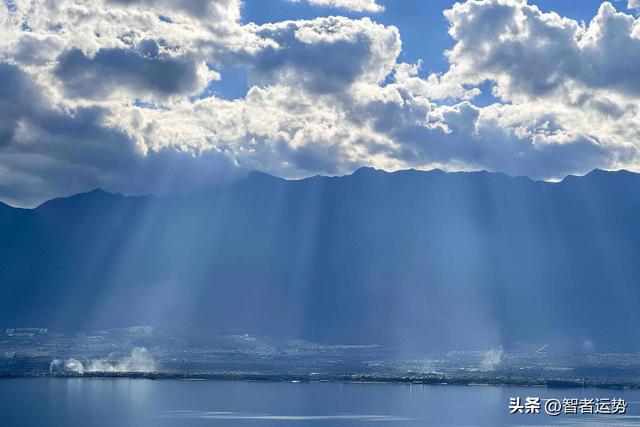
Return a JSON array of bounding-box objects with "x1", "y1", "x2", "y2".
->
[{"x1": 1, "y1": 378, "x2": 639, "y2": 426}]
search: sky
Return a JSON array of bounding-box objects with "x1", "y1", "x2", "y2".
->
[{"x1": 1, "y1": 0, "x2": 640, "y2": 206}]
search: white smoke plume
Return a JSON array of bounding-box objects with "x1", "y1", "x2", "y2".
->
[
  {"x1": 50, "y1": 347, "x2": 156, "y2": 374},
  {"x1": 480, "y1": 347, "x2": 503, "y2": 371}
]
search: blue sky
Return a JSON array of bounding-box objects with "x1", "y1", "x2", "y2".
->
[{"x1": 1, "y1": 0, "x2": 640, "y2": 206}]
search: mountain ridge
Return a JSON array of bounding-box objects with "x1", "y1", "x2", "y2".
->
[
  {"x1": 1, "y1": 167, "x2": 640, "y2": 351},
  {"x1": 6, "y1": 166, "x2": 638, "y2": 209}
]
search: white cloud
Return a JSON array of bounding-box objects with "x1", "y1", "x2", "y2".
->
[
  {"x1": 288, "y1": 0, "x2": 384, "y2": 13},
  {"x1": 104, "y1": 0, "x2": 242, "y2": 21},
  {"x1": 1, "y1": 0, "x2": 640, "y2": 206},
  {"x1": 435, "y1": 0, "x2": 640, "y2": 174},
  {"x1": 443, "y1": 1, "x2": 640, "y2": 100}
]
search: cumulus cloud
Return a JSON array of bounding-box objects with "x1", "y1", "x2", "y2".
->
[
  {"x1": 0, "y1": 61, "x2": 237, "y2": 207},
  {"x1": 443, "y1": 1, "x2": 640, "y2": 99},
  {"x1": 232, "y1": 17, "x2": 400, "y2": 93},
  {"x1": 0, "y1": 62, "x2": 141, "y2": 205},
  {"x1": 287, "y1": 0, "x2": 384, "y2": 13},
  {"x1": 54, "y1": 46, "x2": 213, "y2": 100},
  {"x1": 433, "y1": 0, "x2": 640, "y2": 175},
  {"x1": 1, "y1": 0, "x2": 640, "y2": 206},
  {"x1": 105, "y1": 0, "x2": 242, "y2": 21}
]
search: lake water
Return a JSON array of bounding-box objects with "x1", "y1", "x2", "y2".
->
[{"x1": 1, "y1": 378, "x2": 640, "y2": 426}]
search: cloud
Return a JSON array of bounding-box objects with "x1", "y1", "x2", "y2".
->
[
  {"x1": 105, "y1": 0, "x2": 242, "y2": 22},
  {"x1": 54, "y1": 46, "x2": 214, "y2": 100},
  {"x1": 429, "y1": 0, "x2": 640, "y2": 175},
  {"x1": 0, "y1": 61, "x2": 238, "y2": 207},
  {"x1": 228, "y1": 17, "x2": 400, "y2": 94},
  {"x1": 443, "y1": 1, "x2": 640, "y2": 100},
  {"x1": 0, "y1": 62, "x2": 138, "y2": 204},
  {"x1": 287, "y1": 0, "x2": 384, "y2": 13},
  {"x1": 339, "y1": 87, "x2": 623, "y2": 179},
  {"x1": 1, "y1": 0, "x2": 640, "y2": 205}
]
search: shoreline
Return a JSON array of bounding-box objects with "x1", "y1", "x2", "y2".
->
[{"x1": 2, "y1": 372, "x2": 639, "y2": 390}]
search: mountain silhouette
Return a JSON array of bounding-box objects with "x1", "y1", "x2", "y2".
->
[{"x1": 1, "y1": 168, "x2": 640, "y2": 351}]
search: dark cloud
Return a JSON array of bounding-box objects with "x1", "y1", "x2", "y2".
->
[
  {"x1": 0, "y1": 62, "x2": 41, "y2": 129},
  {"x1": 226, "y1": 17, "x2": 400, "y2": 94},
  {"x1": 0, "y1": 62, "x2": 141, "y2": 202},
  {"x1": 0, "y1": 62, "x2": 237, "y2": 206},
  {"x1": 54, "y1": 46, "x2": 205, "y2": 99},
  {"x1": 248, "y1": 36, "x2": 372, "y2": 94}
]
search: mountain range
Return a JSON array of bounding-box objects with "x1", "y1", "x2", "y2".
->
[{"x1": 2, "y1": 167, "x2": 640, "y2": 351}]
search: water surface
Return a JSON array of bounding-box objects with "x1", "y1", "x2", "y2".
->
[{"x1": 1, "y1": 378, "x2": 640, "y2": 426}]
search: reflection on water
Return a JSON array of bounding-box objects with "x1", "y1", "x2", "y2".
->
[{"x1": 1, "y1": 378, "x2": 640, "y2": 426}]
